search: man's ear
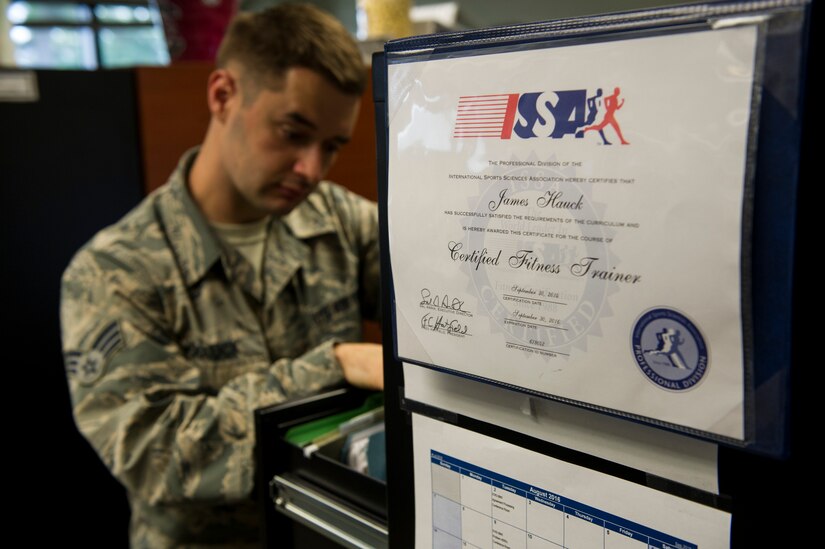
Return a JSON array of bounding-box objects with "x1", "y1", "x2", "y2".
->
[{"x1": 207, "y1": 68, "x2": 238, "y2": 123}]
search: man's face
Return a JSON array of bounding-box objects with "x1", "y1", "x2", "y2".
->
[{"x1": 219, "y1": 66, "x2": 360, "y2": 221}]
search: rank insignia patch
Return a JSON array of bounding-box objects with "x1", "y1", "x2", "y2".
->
[{"x1": 65, "y1": 321, "x2": 124, "y2": 385}]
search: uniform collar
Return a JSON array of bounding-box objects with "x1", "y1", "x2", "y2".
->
[
  {"x1": 155, "y1": 147, "x2": 338, "y2": 293},
  {"x1": 155, "y1": 148, "x2": 223, "y2": 287},
  {"x1": 262, "y1": 190, "x2": 338, "y2": 302},
  {"x1": 283, "y1": 188, "x2": 338, "y2": 239}
]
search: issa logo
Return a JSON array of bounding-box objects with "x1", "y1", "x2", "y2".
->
[{"x1": 453, "y1": 87, "x2": 630, "y2": 145}]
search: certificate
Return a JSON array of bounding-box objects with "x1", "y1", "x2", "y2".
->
[{"x1": 387, "y1": 25, "x2": 760, "y2": 441}]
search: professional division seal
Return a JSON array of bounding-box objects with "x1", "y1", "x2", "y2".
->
[{"x1": 631, "y1": 307, "x2": 708, "y2": 391}]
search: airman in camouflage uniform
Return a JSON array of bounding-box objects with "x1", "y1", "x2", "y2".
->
[{"x1": 60, "y1": 5, "x2": 381, "y2": 547}]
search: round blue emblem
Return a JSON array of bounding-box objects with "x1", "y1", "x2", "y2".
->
[{"x1": 631, "y1": 307, "x2": 708, "y2": 391}]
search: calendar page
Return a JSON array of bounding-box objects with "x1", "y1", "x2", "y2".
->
[{"x1": 412, "y1": 414, "x2": 730, "y2": 548}]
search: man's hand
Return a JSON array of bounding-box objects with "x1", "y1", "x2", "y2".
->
[{"x1": 334, "y1": 342, "x2": 384, "y2": 390}]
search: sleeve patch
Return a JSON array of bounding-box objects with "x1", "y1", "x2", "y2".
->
[{"x1": 64, "y1": 321, "x2": 125, "y2": 385}]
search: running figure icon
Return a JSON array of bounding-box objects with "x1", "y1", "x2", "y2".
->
[
  {"x1": 577, "y1": 88, "x2": 611, "y2": 144},
  {"x1": 645, "y1": 328, "x2": 688, "y2": 370},
  {"x1": 583, "y1": 86, "x2": 630, "y2": 145}
]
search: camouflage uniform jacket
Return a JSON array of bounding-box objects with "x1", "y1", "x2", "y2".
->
[{"x1": 60, "y1": 149, "x2": 380, "y2": 547}]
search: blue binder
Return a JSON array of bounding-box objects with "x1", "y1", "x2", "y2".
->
[{"x1": 374, "y1": 2, "x2": 813, "y2": 547}]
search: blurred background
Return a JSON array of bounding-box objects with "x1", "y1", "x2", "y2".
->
[{"x1": 1, "y1": 0, "x2": 706, "y2": 69}]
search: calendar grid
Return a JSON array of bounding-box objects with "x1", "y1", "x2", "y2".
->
[{"x1": 431, "y1": 450, "x2": 697, "y2": 549}]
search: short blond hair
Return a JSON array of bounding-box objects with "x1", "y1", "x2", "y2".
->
[{"x1": 216, "y1": 4, "x2": 366, "y2": 95}]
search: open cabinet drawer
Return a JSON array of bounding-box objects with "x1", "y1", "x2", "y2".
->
[{"x1": 255, "y1": 387, "x2": 388, "y2": 548}]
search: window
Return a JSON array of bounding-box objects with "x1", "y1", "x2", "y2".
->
[{"x1": 5, "y1": 0, "x2": 169, "y2": 69}]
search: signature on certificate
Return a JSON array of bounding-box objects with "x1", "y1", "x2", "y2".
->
[
  {"x1": 420, "y1": 312, "x2": 469, "y2": 336},
  {"x1": 420, "y1": 288, "x2": 471, "y2": 314}
]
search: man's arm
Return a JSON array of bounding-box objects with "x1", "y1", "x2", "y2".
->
[
  {"x1": 321, "y1": 183, "x2": 384, "y2": 389},
  {"x1": 61, "y1": 247, "x2": 379, "y2": 506},
  {"x1": 314, "y1": 182, "x2": 382, "y2": 323}
]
